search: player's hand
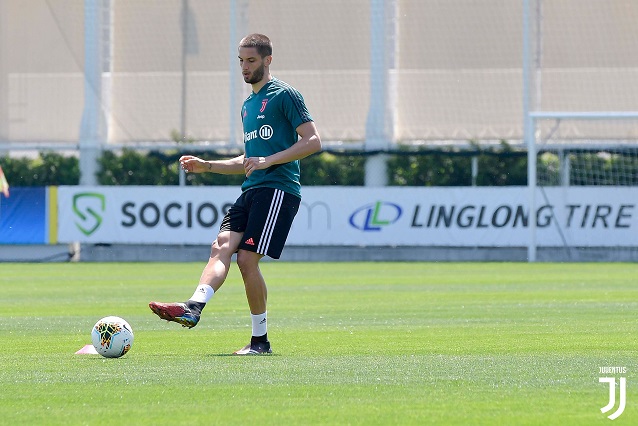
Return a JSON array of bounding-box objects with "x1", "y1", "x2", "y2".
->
[
  {"x1": 179, "y1": 155, "x2": 208, "y2": 174},
  {"x1": 243, "y1": 156, "x2": 268, "y2": 177}
]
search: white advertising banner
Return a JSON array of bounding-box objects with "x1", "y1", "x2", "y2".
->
[{"x1": 57, "y1": 186, "x2": 638, "y2": 247}]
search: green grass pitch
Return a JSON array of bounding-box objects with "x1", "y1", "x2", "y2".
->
[{"x1": 0, "y1": 262, "x2": 636, "y2": 425}]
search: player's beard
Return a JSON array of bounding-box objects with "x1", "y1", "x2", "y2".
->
[{"x1": 244, "y1": 62, "x2": 266, "y2": 84}]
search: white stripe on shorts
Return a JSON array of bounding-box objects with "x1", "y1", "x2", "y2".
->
[{"x1": 258, "y1": 189, "x2": 284, "y2": 255}]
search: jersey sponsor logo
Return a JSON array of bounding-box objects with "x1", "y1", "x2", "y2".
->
[
  {"x1": 259, "y1": 125, "x2": 274, "y2": 140},
  {"x1": 245, "y1": 125, "x2": 274, "y2": 142},
  {"x1": 257, "y1": 115, "x2": 265, "y2": 119},
  {"x1": 244, "y1": 129, "x2": 258, "y2": 142},
  {"x1": 260, "y1": 99, "x2": 269, "y2": 112}
]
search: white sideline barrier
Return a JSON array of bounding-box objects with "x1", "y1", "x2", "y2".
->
[{"x1": 56, "y1": 186, "x2": 638, "y2": 248}]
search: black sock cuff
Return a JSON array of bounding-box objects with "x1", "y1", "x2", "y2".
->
[
  {"x1": 251, "y1": 333, "x2": 268, "y2": 343},
  {"x1": 186, "y1": 300, "x2": 205, "y2": 314}
]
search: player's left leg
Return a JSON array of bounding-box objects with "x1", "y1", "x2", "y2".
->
[
  {"x1": 232, "y1": 188, "x2": 300, "y2": 355},
  {"x1": 233, "y1": 249, "x2": 272, "y2": 355},
  {"x1": 237, "y1": 249, "x2": 267, "y2": 315}
]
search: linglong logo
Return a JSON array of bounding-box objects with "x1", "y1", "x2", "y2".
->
[
  {"x1": 349, "y1": 201, "x2": 402, "y2": 231},
  {"x1": 73, "y1": 192, "x2": 105, "y2": 236}
]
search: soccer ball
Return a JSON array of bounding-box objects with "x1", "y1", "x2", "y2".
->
[{"x1": 91, "y1": 316, "x2": 134, "y2": 358}]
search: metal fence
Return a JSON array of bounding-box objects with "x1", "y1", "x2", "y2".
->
[{"x1": 1, "y1": 0, "x2": 637, "y2": 148}]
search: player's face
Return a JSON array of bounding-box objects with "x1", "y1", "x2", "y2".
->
[{"x1": 238, "y1": 47, "x2": 270, "y2": 84}]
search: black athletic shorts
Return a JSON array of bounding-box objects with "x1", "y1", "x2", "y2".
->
[{"x1": 220, "y1": 187, "x2": 300, "y2": 259}]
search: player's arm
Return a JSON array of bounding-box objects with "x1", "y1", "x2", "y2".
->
[
  {"x1": 243, "y1": 121, "x2": 322, "y2": 177},
  {"x1": 179, "y1": 154, "x2": 246, "y2": 175}
]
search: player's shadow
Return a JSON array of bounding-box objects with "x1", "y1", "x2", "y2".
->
[{"x1": 207, "y1": 353, "x2": 280, "y2": 357}]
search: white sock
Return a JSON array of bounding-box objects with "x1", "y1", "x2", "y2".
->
[
  {"x1": 251, "y1": 311, "x2": 267, "y2": 337},
  {"x1": 190, "y1": 284, "x2": 214, "y2": 304}
]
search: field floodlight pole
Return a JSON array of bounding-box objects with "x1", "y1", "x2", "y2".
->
[
  {"x1": 364, "y1": 0, "x2": 397, "y2": 187},
  {"x1": 228, "y1": 0, "x2": 249, "y2": 161},
  {"x1": 522, "y1": 0, "x2": 537, "y2": 262},
  {"x1": 179, "y1": 0, "x2": 189, "y2": 187},
  {"x1": 80, "y1": 0, "x2": 111, "y2": 187}
]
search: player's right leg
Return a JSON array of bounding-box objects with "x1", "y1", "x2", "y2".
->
[
  {"x1": 199, "y1": 230, "x2": 243, "y2": 292},
  {"x1": 149, "y1": 230, "x2": 243, "y2": 328},
  {"x1": 148, "y1": 301, "x2": 200, "y2": 328}
]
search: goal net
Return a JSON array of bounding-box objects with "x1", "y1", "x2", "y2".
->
[{"x1": 528, "y1": 114, "x2": 638, "y2": 262}]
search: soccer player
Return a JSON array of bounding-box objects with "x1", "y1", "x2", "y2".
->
[{"x1": 149, "y1": 34, "x2": 321, "y2": 355}]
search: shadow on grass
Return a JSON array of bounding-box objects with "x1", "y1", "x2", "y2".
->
[{"x1": 206, "y1": 353, "x2": 281, "y2": 357}]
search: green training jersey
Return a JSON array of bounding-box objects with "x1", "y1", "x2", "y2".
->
[{"x1": 241, "y1": 77, "x2": 313, "y2": 198}]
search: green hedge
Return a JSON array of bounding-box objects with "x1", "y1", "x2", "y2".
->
[
  {"x1": 0, "y1": 152, "x2": 79, "y2": 185},
  {"x1": 2, "y1": 148, "x2": 634, "y2": 187}
]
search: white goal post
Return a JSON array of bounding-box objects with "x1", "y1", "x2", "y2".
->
[{"x1": 525, "y1": 111, "x2": 638, "y2": 262}]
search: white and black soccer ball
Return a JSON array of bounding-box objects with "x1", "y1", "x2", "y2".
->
[{"x1": 91, "y1": 316, "x2": 134, "y2": 358}]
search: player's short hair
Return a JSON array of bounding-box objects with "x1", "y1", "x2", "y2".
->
[{"x1": 239, "y1": 33, "x2": 273, "y2": 58}]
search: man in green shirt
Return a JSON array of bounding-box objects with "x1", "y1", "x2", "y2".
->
[{"x1": 149, "y1": 34, "x2": 321, "y2": 355}]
